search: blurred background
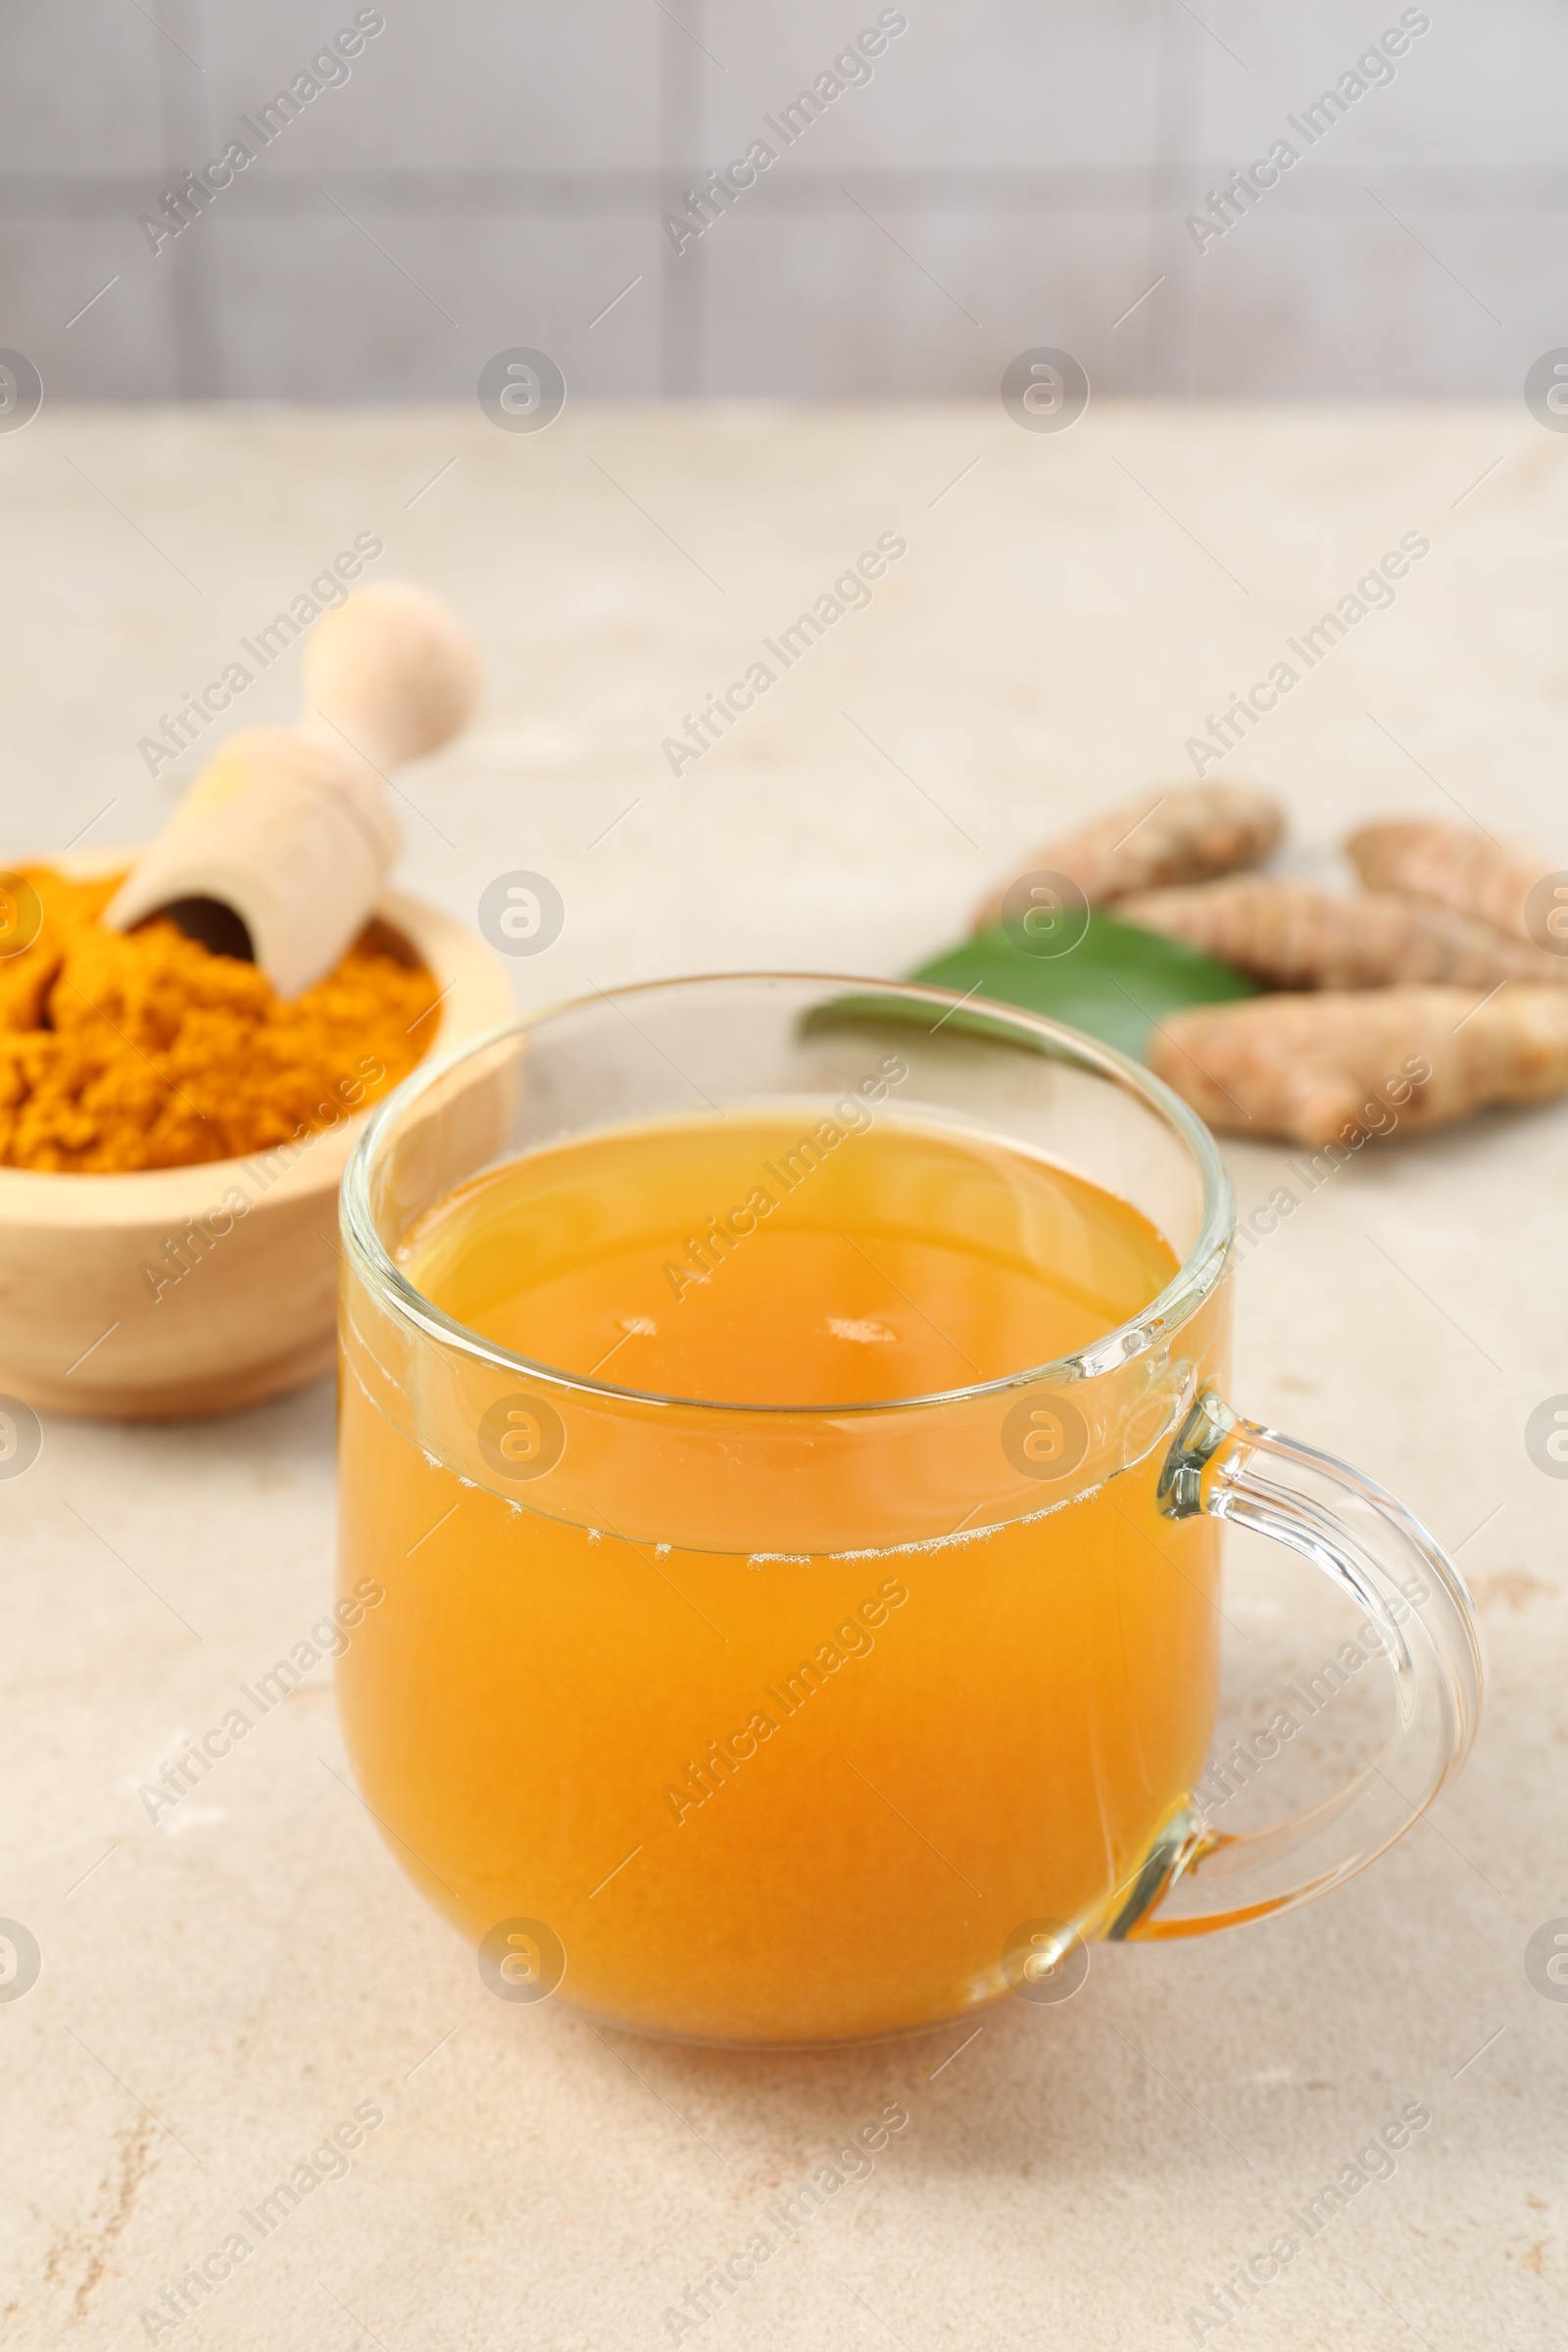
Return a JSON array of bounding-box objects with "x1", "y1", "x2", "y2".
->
[{"x1": 9, "y1": 0, "x2": 1566, "y2": 405}]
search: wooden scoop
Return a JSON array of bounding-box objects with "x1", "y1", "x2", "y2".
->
[{"x1": 107, "y1": 580, "x2": 482, "y2": 998}]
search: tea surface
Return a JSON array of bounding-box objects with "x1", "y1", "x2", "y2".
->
[{"x1": 400, "y1": 1104, "x2": 1182, "y2": 1404}]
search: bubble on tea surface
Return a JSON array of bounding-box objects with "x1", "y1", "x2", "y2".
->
[
  {"x1": 1001, "y1": 348, "x2": 1090, "y2": 433},
  {"x1": 478, "y1": 1393, "x2": 566, "y2": 1481},
  {"x1": 477, "y1": 348, "x2": 566, "y2": 433},
  {"x1": 997, "y1": 868, "x2": 1090, "y2": 958},
  {"x1": 1002, "y1": 1917, "x2": 1090, "y2": 2004},
  {"x1": 1002, "y1": 1393, "x2": 1089, "y2": 1481},
  {"x1": 477, "y1": 1917, "x2": 565, "y2": 2002},
  {"x1": 0, "y1": 1920, "x2": 41, "y2": 2002}
]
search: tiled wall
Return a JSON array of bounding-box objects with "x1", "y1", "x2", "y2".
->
[{"x1": 5, "y1": 0, "x2": 1565, "y2": 402}]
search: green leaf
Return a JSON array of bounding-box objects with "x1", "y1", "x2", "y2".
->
[{"x1": 904, "y1": 913, "x2": 1256, "y2": 1061}]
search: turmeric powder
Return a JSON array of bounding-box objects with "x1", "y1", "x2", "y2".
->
[{"x1": 0, "y1": 865, "x2": 439, "y2": 1172}]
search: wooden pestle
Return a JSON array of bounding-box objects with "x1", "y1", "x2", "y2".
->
[{"x1": 107, "y1": 581, "x2": 482, "y2": 998}]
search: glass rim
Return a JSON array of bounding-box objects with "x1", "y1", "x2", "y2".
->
[{"x1": 339, "y1": 970, "x2": 1238, "y2": 1418}]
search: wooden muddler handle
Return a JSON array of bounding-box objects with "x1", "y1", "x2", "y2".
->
[{"x1": 106, "y1": 581, "x2": 482, "y2": 999}]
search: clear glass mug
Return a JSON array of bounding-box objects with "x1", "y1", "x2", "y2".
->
[{"x1": 335, "y1": 975, "x2": 1483, "y2": 2046}]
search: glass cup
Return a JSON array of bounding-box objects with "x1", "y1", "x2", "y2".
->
[{"x1": 335, "y1": 975, "x2": 1483, "y2": 2046}]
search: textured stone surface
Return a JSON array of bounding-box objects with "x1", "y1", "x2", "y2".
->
[{"x1": 1, "y1": 402, "x2": 1564, "y2": 2350}]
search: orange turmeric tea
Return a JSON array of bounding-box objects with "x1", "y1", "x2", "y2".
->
[{"x1": 336, "y1": 1106, "x2": 1223, "y2": 2043}]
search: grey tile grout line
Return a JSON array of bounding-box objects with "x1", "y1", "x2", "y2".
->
[{"x1": 659, "y1": 0, "x2": 706, "y2": 395}]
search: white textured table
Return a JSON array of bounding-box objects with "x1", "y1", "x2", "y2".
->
[{"x1": 4, "y1": 403, "x2": 1565, "y2": 2352}]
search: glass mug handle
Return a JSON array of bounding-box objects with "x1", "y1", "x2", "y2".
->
[{"x1": 1113, "y1": 1391, "x2": 1485, "y2": 1940}]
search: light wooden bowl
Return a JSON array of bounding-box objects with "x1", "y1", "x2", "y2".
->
[{"x1": 0, "y1": 851, "x2": 512, "y2": 1420}]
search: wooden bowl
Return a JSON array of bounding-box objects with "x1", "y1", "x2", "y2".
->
[{"x1": 0, "y1": 852, "x2": 512, "y2": 1420}]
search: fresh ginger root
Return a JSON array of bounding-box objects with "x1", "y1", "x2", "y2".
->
[
  {"x1": 1117, "y1": 877, "x2": 1568, "y2": 991},
  {"x1": 1346, "y1": 819, "x2": 1560, "y2": 948},
  {"x1": 1147, "y1": 986, "x2": 1568, "y2": 1146},
  {"x1": 972, "y1": 783, "x2": 1283, "y2": 934}
]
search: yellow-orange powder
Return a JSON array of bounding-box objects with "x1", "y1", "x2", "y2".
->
[{"x1": 0, "y1": 866, "x2": 440, "y2": 1172}]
